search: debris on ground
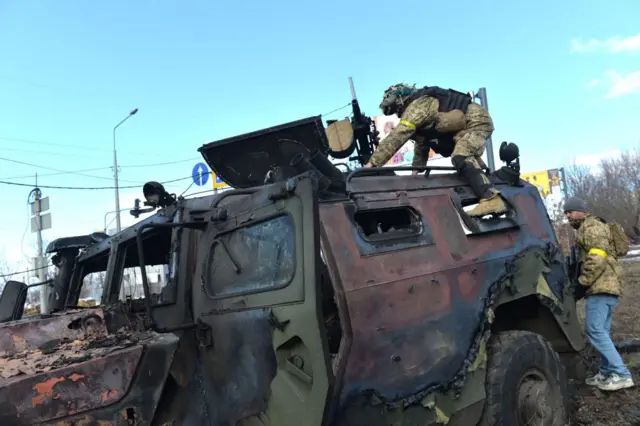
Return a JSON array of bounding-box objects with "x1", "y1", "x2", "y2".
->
[{"x1": 571, "y1": 261, "x2": 640, "y2": 425}]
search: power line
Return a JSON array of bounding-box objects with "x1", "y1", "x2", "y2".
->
[
  {"x1": 0, "y1": 157, "x2": 200, "y2": 180},
  {"x1": 0, "y1": 166, "x2": 114, "y2": 180},
  {"x1": 0, "y1": 156, "x2": 141, "y2": 184},
  {"x1": 0, "y1": 135, "x2": 161, "y2": 157},
  {"x1": 0, "y1": 175, "x2": 192, "y2": 190},
  {"x1": 120, "y1": 157, "x2": 200, "y2": 168},
  {"x1": 0, "y1": 136, "x2": 107, "y2": 153},
  {"x1": 321, "y1": 103, "x2": 351, "y2": 117},
  {"x1": 0, "y1": 264, "x2": 51, "y2": 279},
  {"x1": 0, "y1": 146, "x2": 102, "y2": 160}
]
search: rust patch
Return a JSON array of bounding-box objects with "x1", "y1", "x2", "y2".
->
[
  {"x1": 11, "y1": 335, "x2": 28, "y2": 352},
  {"x1": 69, "y1": 373, "x2": 85, "y2": 382},
  {"x1": 32, "y1": 376, "x2": 65, "y2": 406},
  {"x1": 101, "y1": 389, "x2": 118, "y2": 402}
]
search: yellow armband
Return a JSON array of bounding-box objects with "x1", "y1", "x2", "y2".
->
[
  {"x1": 588, "y1": 248, "x2": 607, "y2": 258},
  {"x1": 399, "y1": 119, "x2": 416, "y2": 130}
]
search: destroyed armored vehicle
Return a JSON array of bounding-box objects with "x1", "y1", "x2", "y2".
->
[{"x1": 0, "y1": 100, "x2": 585, "y2": 425}]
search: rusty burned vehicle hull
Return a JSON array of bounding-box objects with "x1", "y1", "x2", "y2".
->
[{"x1": 0, "y1": 113, "x2": 585, "y2": 425}]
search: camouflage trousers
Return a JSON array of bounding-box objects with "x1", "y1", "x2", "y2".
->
[{"x1": 451, "y1": 129, "x2": 499, "y2": 197}]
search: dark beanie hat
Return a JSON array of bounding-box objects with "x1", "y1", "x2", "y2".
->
[{"x1": 563, "y1": 197, "x2": 588, "y2": 213}]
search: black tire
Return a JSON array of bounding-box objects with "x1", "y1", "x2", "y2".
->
[{"x1": 478, "y1": 330, "x2": 570, "y2": 426}]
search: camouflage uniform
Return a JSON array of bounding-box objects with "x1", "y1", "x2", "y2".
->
[
  {"x1": 368, "y1": 84, "x2": 505, "y2": 217},
  {"x1": 571, "y1": 210, "x2": 633, "y2": 388},
  {"x1": 576, "y1": 214, "x2": 623, "y2": 297}
]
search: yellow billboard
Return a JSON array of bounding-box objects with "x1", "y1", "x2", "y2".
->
[{"x1": 522, "y1": 168, "x2": 561, "y2": 197}]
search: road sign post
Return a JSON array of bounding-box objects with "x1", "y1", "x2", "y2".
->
[{"x1": 30, "y1": 187, "x2": 52, "y2": 314}]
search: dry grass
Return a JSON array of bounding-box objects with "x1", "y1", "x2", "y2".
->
[{"x1": 571, "y1": 261, "x2": 640, "y2": 426}]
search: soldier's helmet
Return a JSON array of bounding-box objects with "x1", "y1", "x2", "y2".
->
[{"x1": 379, "y1": 83, "x2": 417, "y2": 116}]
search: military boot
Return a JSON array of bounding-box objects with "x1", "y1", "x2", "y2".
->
[{"x1": 467, "y1": 194, "x2": 508, "y2": 217}]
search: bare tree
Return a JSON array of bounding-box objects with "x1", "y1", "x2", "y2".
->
[
  {"x1": 564, "y1": 149, "x2": 640, "y2": 242},
  {"x1": 0, "y1": 257, "x2": 12, "y2": 293}
]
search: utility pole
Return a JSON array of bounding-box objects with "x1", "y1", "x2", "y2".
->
[
  {"x1": 474, "y1": 88, "x2": 496, "y2": 172},
  {"x1": 112, "y1": 108, "x2": 139, "y2": 233}
]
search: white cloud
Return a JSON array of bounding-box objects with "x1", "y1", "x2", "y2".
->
[
  {"x1": 585, "y1": 70, "x2": 640, "y2": 99},
  {"x1": 571, "y1": 33, "x2": 640, "y2": 53},
  {"x1": 602, "y1": 70, "x2": 640, "y2": 98},
  {"x1": 586, "y1": 78, "x2": 600, "y2": 88}
]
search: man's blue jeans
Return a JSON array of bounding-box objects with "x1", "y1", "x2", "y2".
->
[{"x1": 585, "y1": 294, "x2": 631, "y2": 377}]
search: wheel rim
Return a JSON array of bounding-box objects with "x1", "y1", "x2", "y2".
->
[{"x1": 516, "y1": 368, "x2": 555, "y2": 425}]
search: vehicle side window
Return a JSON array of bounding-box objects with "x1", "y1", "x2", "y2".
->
[
  {"x1": 452, "y1": 197, "x2": 519, "y2": 235},
  {"x1": 118, "y1": 242, "x2": 172, "y2": 305},
  {"x1": 346, "y1": 204, "x2": 434, "y2": 256},
  {"x1": 80, "y1": 272, "x2": 106, "y2": 306},
  {"x1": 206, "y1": 214, "x2": 296, "y2": 299},
  {"x1": 119, "y1": 263, "x2": 170, "y2": 303}
]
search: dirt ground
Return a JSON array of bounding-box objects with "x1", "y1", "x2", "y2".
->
[{"x1": 570, "y1": 260, "x2": 640, "y2": 426}]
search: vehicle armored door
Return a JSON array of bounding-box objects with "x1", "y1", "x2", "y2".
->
[{"x1": 192, "y1": 175, "x2": 334, "y2": 426}]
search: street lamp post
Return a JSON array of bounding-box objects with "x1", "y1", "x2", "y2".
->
[{"x1": 112, "y1": 108, "x2": 138, "y2": 233}]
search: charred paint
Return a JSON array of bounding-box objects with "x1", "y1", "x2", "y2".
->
[
  {"x1": 320, "y1": 176, "x2": 569, "y2": 416},
  {"x1": 45, "y1": 334, "x2": 179, "y2": 425},
  {"x1": 0, "y1": 309, "x2": 106, "y2": 355},
  {"x1": 0, "y1": 345, "x2": 142, "y2": 424}
]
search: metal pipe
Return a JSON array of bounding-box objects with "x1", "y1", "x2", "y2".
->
[{"x1": 475, "y1": 88, "x2": 495, "y2": 172}]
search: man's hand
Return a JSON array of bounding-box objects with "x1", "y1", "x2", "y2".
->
[
  {"x1": 364, "y1": 162, "x2": 375, "y2": 168},
  {"x1": 411, "y1": 170, "x2": 419, "y2": 176}
]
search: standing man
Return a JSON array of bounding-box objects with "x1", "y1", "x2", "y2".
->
[
  {"x1": 364, "y1": 83, "x2": 506, "y2": 217},
  {"x1": 564, "y1": 197, "x2": 634, "y2": 391}
]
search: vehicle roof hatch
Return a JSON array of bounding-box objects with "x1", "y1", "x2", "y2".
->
[{"x1": 198, "y1": 116, "x2": 332, "y2": 189}]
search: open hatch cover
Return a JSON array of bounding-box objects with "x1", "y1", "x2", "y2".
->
[{"x1": 198, "y1": 116, "x2": 332, "y2": 189}]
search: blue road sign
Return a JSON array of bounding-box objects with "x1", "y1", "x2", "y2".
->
[{"x1": 192, "y1": 162, "x2": 210, "y2": 186}]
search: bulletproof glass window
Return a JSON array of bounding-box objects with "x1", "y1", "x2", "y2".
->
[
  {"x1": 348, "y1": 205, "x2": 434, "y2": 256},
  {"x1": 206, "y1": 214, "x2": 296, "y2": 299},
  {"x1": 451, "y1": 193, "x2": 519, "y2": 236},
  {"x1": 353, "y1": 206, "x2": 423, "y2": 241}
]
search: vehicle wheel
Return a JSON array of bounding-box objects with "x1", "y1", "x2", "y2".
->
[{"x1": 478, "y1": 330, "x2": 569, "y2": 426}]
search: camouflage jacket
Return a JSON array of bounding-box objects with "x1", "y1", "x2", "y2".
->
[
  {"x1": 368, "y1": 96, "x2": 491, "y2": 167},
  {"x1": 576, "y1": 215, "x2": 624, "y2": 297}
]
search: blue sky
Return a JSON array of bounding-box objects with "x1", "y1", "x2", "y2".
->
[{"x1": 1, "y1": 0, "x2": 639, "y2": 270}]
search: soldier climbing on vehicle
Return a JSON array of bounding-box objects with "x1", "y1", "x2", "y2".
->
[{"x1": 363, "y1": 83, "x2": 508, "y2": 217}]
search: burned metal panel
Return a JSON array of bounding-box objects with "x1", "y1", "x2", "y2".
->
[
  {"x1": 188, "y1": 188, "x2": 289, "y2": 425},
  {"x1": 0, "y1": 346, "x2": 142, "y2": 425},
  {"x1": 347, "y1": 173, "x2": 510, "y2": 195},
  {"x1": 17, "y1": 333, "x2": 180, "y2": 426},
  {"x1": 45, "y1": 235, "x2": 96, "y2": 254},
  {"x1": 319, "y1": 184, "x2": 559, "y2": 410},
  {"x1": 188, "y1": 311, "x2": 277, "y2": 426},
  {"x1": 198, "y1": 116, "x2": 330, "y2": 189},
  {"x1": 0, "y1": 309, "x2": 106, "y2": 355}
]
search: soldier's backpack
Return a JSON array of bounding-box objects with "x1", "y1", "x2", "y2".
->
[{"x1": 608, "y1": 222, "x2": 630, "y2": 258}]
